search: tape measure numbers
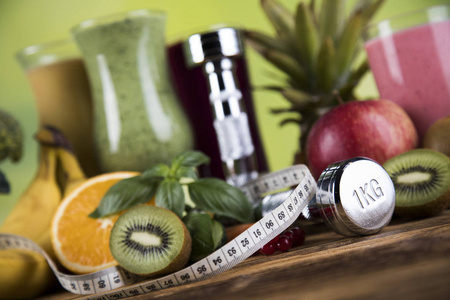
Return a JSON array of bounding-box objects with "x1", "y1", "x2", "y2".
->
[{"x1": 0, "y1": 165, "x2": 316, "y2": 299}]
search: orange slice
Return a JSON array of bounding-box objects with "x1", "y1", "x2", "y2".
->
[{"x1": 51, "y1": 171, "x2": 150, "y2": 274}]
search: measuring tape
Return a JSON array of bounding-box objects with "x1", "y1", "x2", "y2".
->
[{"x1": 0, "y1": 165, "x2": 316, "y2": 299}]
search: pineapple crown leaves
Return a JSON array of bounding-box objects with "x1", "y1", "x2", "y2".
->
[{"x1": 246, "y1": 0, "x2": 385, "y2": 127}]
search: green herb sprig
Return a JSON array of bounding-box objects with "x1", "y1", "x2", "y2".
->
[
  {"x1": 89, "y1": 151, "x2": 254, "y2": 262},
  {"x1": 89, "y1": 150, "x2": 253, "y2": 223}
]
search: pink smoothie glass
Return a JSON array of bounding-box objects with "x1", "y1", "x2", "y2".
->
[{"x1": 365, "y1": 4, "x2": 450, "y2": 143}]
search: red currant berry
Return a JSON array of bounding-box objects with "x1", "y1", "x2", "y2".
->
[
  {"x1": 259, "y1": 243, "x2": 276, "y2": 255},
  {"x1": 281, "y1": 231, "x2": 294, "y2": 240},
  {"x1": 276, "y1": 236, "x2": 292, "y2": 252},
  {"x1": 290, "y1": 227, "x2": 305, "y2": 247},
  {"x1": 269, "y1": 235, "x2": 280, "y2": 246}
]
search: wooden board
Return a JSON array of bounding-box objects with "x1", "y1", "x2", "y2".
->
[{"x1": 40, "y1": 211, "x2": 450, "y2": 300}]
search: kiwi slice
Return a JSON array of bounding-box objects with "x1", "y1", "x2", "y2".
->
[
  {"x1": 110, "y1": 205, "x2": 192, "y2": 276},
  {"x1": 383, "y1": 149, "x2": 450, "y2": 218}
]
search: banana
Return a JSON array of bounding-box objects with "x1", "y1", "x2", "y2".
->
[
  {"x1": 34, "y1": 125, "x2": 87, "y2": 196},
  {"x1": 0, "y1": 145, "x2": 60, "y2": 252},
  {"x1": 0, "y1": 249, "x2": 57, "y2": 299},
  {"x1": 0, "y1": 125, "x2": 89, "y2": 299},
  {"x1": 33, "y1": 132, "x2": 88, "y2": 262},
  {"x1": 0, "y1": 145, "x2": 61, "y2": 299},
  {"x1": 57, "y1": 147, "x2": 87, "y2": 197}
]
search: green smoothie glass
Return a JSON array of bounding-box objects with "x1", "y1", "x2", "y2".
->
[{"x1": 71, "y1": 9, "x2": 194, "y2": 172}]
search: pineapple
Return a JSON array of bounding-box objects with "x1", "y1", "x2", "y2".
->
[{"x1": 245, "y1": 0, "x2": 385, "y2": 163}]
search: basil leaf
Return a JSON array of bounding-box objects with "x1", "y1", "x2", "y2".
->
[
  {"x1": 175, "y1": 166, "x2": 198, "y2": 180},
  {"x1": 211, "y1": 219, "x2": 225, "y2": 249},
  {"x1": 171, "y1": 151, "x2": 210, "y2": 169},
  {"x1": 188, "y1": 178, "x2": 254, "y2": 224},
  {"x1": 155, "y1": 179, "x2": 185, "y2": 218},
  {"x1": 142, "y1": 163, "x2": 169, "y2": 179},
  {"x1": 183, "y1": 211, "x2": 215, "y2": 262},
  {"x1": 89, "y1": 176, "x2": 160, "y2": 218}
]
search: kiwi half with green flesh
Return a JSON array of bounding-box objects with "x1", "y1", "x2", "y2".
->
[
  {"x1": 383, "y1": 149, "x2": 450, "y2": 218},
  {"x1": 110, "y1": 205, "x2": 192, "y2": 276}
]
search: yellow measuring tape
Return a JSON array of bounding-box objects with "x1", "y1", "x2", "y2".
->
[{"x1": 0, "y1": 165, "x2": 316, "y2": 299}]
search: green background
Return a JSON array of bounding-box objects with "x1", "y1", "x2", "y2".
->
[{"x1": 0, "y1": 0, "x2": 446, "y2": 223}]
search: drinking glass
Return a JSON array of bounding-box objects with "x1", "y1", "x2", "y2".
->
[
  {"x1": 364, "y1": 4, "x2": 450, "y2": 142},
  {"x1": 16, "y1": 39, "x2": 99, "y2": 176},
  {"x1": 71, "y1": 10, "x2": 194, "y2": 172}
]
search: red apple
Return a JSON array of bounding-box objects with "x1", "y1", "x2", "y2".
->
[{"x1": 306, "y1": 100, "x2": 418, "y2": 179}]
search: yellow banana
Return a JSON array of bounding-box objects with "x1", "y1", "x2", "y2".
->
[
  {"x1": 33, "y1": 125, "x2": 87, "y2": 196},
  {"x1": 0, "y1": 144, "x2": 61, "y2": 299},
  {"x1": 57, "y1": 147, "x2": 87, "y2": 197},
  {"x1": 0, "y1": 249, "x2": 56, "y2": 299},
  {"x1": 0, "y1": 125, "x2": 89, "y2": 299},
  {"x1": 0, "y1": 145, "x2": 60, "y2": 251},
  {"x1": 32, "y1": 134, "x2": 88, "y2": 261}
]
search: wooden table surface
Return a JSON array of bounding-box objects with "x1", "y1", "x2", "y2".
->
[{"x1": 40, "y1": 210, "x2": 450, "y2": 300}]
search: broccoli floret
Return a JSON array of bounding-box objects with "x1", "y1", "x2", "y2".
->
[
  {"x1": 0, "y1": 109, "x2": 23, "y2": 163},
  {"x1": 0, "y1": 170, "x2": 10, "y2": 194}
]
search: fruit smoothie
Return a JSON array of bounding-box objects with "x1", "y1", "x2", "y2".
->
[
  {"x1": 72, "y1": 11, "x2": 194, "y2": 172},
  {"x1": 26, "y1": 58, "x2": 99, "y2": 176},
  {"x1": 365, "y1": 19, "x2": 450, "y2": 142}
]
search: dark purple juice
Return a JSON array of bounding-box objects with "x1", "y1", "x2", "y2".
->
[{"x1": 167, "y1": 41, "x2": 268, "y2": 179}]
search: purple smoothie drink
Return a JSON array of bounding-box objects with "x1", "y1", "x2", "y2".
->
[{"x1": 365, "y1": 5, "x2": 450, "y2": 142}]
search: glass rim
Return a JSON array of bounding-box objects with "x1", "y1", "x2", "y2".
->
[
  {"x1": 15, "y1": 38, "x2": 79, "y2": 70},
  {"x1": 15, "y1": 38, "x2": 73, "y2": 60},
  {"x1": 71, "y1": 9, "x2": 166, "y2": 34},
  {"x1": 366, "y1": 4, "x2": 450, "y2": 40}
]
